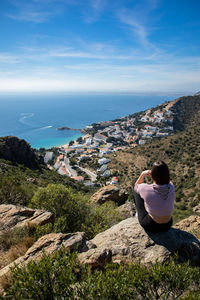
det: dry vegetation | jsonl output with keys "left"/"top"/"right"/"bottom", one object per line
{"left": 0, "top": 228, "right": 34, "bottom": 269}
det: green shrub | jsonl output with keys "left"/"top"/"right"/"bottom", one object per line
{"left": 5, "top": 249, "right": 85, "bottom": 299}
{"left": 82, "top": 201, "right": 123, "bottom": 238}
{"left": 30, "top": 184, "right": 89, "bottom": 234}
{"left": 30, "top": 184, "right": 122, "bottom": 238}
{"left": 5, "top": 249, "right": 200, "bottom": 300}
{"left": 0, "top": 176, "right": 30, "bottom": 206}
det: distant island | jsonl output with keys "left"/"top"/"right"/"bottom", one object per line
{"left": 57, "top": 126, "right": 84, "bottom": 133}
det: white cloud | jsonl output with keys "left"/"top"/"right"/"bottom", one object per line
{"left": 117, "top": 0, "right": 160, "bottom": 51}
{"left": 119, "top": 13, "right": 150, "bottom": 47}
{"left": 49, "top": 50, "right": 132, "bottom": 60}
{"left": 0, "top": 58, "right": 199, "bottom": 94}
{"left": 7, "top": 10, "right": 53, "bottom": 23}
{"left": 0, "top": 53, "right": 21, "bottom": 64}
{"left": 6, "top": 0, "right": 64, "bottom": 23}
{"left": 82, "top": 0, "right": 106, "bottom": 23}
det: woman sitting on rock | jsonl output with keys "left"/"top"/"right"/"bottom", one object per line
{"left": 134, "top": 160, "right": 175, "bottom": 233}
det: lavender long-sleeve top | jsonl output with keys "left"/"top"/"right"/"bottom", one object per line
{"left": 134, "top": 182, "right": 175, "bottom": 216}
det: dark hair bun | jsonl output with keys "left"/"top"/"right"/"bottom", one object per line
{"left": 151, "top": 161, "right": 170, "bottom": 185}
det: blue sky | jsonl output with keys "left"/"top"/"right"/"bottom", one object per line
{"left": 0, "top": 0, "right": 200, "bottom": 93}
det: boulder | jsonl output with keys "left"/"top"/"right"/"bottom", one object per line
{"left": 0, "top": 204, "right": 54, "bottom": 233}
{"left": 193, "top": 204, "right": 200, "bottom": 214}
{"left": 79, "top": 217, "right": 200, "bottom": 267}
{"left": 79, "top": 248, "right": 112, "bottom": 268}
{"left": 0, "top": 232, "right": 95, "bottom": 280}
{"left": 174, "top": 215, "right": 200, "bottom": 232}
{"left": 90, "top": 185, "right": 128, "bottom": 205}
{"left": 117, "top": 201, "right": 135, "bottom": 218}
{"left": 23, "top": 232, "right": 95, "bottom": 262}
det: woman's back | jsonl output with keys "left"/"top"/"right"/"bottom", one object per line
{"left": 135, "top": 182, "right": 175, "bottom": 217}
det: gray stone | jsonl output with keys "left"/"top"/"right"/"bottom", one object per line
{"left": 0, "top": 232, "right": 95, "bottom": 282}
{"left": 87, "top": 217, "right": 200, "bottom": 265}
{"left": 117, "top": 201, "right": 135, "bottom": 218}
{"left": 0, "top": 204, "right": 54, "bottom": 233}
{"left": 90, "top": 185, "right": 128, "bottom": 205}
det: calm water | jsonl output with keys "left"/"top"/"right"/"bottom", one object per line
{"left": 0, "top": 93, "right": 176, "bottom": 149}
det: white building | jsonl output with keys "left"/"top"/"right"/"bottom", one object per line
{"left": 98, "top": 158, "right": 111, "bottom": 165}
{"left": 94, "top": 133, "right": 108, "bottom": 143}
{"left": 85, "top": 138, "right": 92, "bottom": 146}
{"left": 44, "top": 152, "right": 54, "bottom": 164}
{"left": 98, "top": 164, "right": 108, "bottom": 173}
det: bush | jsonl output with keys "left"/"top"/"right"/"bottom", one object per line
{"left": 82, "top": 201, "right": 123, "bottom": 238}
{"left": 30, "top": 184, "right": 89, "bottom": 234}
{"left": 30, "top": 184, "right": 122, "bottom": 238}
{"left": 0, "top": 176, "right": 30, "bottom": 206}
{"left": 4, "top": 250, "right": 200, "bottom": 299}
{"left": 5, "top": 249, "right": 85, "bottom": 299}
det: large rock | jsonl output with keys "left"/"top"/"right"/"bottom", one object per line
{"left": 0, "top": 204, "right": 54, "bottom": 233}
{"left": 174, "top": 215, "right": 200, "bottom": 232}
{"left": 117, "top": 201, "right": 135, "bottom": 218}
{"left": 79, "top": 217, "right": 200, "bottom": 267}
{"left": 0, "top": 232, "right": 95, "bottom": 280}
{"left": 23, "top": 232, "right": 95, "bottom": 262}
{"left": 90, "top": 185, "right": 128, "bottom": 205}
{"left": 0, "top": 136, "right": 43, "bottom": 169}
{"left": 193, "top": 204, "right": 200, "bottom": 214}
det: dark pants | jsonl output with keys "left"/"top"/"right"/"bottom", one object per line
{"left": 133, "top": 191, "right": 173, "bottom": 233}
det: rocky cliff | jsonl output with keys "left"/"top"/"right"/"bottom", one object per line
{"left": 0, "top": 136, "right": 43, "bottom": 169}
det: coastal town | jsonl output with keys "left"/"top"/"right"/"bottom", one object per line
{"left": 44, "top": 101, "right": 175, "bottom": 187}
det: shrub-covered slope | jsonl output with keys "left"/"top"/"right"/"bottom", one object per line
{"left": 0, "top": 137, "right": 122, "bottom": 241}
{"left": 0, "top": 135, "right": 91, "bottom": 206}
{"left": 171, "top": 94, "right": 200, "bottom": 131}
{"left": 109, "top": 95, "right": 200, "bottom": 222}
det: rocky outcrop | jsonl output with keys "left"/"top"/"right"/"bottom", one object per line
{"left": 79, "top": 217, "right": 200, "bottom": 267}
{"left": 79, "top": 248, "right": 112, "bottom": 268}
{"left": 90, "top": 185, "right": 128, "bottom": 205}
{"left": 174, "top": 215, "right": 200, "bottom": 232}
{"left": 0, "top": 136, "right": 43, "bottom": 169}
{"left": 0, "top": 232, "right": 95, "bottom": 279}
{"left": 1, "top": 216, "right": 200, "bottom": 285}
{"left": 117, "top": 201, "right": 135, "bottom": 218}
{"left": 193, "top": 204, "right": 200, "bottom": 214}
{"left": 0, "top": 204, "right": 54, "bottom": 233}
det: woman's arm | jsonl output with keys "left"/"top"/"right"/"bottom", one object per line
{"left": 135, "top": 170, "right": 151, "bottom": 185}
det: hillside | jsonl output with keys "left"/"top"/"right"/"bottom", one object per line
{"left": 171, "top": 95, "right": 200, "bottom": 131}
{"left": 0, "top": 136, "right": 90, "bottom": 207}
{"left": 108, "top": 94, "right": 200, "bottom": 222}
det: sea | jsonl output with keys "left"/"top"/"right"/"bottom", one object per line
{"left": 0, "top": 93, "right": 177, "bottom": 149}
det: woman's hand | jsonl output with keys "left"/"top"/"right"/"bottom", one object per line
{"left": 142, "top": 170, "right": 151, "bottom": 176}
{"left": 135, "top": 170, "right": 152, "bottom": 185}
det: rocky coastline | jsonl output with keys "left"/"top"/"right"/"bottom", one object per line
{"left": 56, "top": 126, "right": 84, "bottom": 133}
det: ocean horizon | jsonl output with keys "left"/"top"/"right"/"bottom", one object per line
{"left": 0, "top": 93, "right": 178, "bottom": 149}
